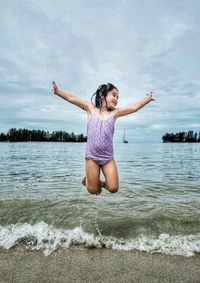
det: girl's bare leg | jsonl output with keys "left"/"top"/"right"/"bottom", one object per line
{"left": 81, "top": 176, "right": 108, "bottom": 191}
{"left": 81, "top": 175, "right": 102, "bottom": 195}
{"left": 101, "top": 158, "right": 119, "bottom": 193}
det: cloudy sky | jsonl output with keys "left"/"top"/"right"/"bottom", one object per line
{"left": 0, "top": 0, "right": 199, "bottom": 142}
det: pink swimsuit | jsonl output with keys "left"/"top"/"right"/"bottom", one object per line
{"left": 85, "top": 108, "right": 115, "bottom": 166}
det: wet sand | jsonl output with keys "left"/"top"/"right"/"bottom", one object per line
{"left": 0, "top": 247, "right": 200, "bottom": 283}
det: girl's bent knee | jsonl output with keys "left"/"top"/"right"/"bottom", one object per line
{"left": 86, "top": 185, "right": 99, "bottom": 195}
{"left": 108, "top": 186, "right": 118, "bottom": 193}
{"left": 88, "top": 190, "right": 98, "bottom": 195}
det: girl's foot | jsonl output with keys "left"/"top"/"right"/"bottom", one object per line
{"left": 99, "top": 180, "right": 109, "bottom": 191}
{"left": 96, "top": 186, "right": 102, "bottom": 195}
{"left": 82, "top": 176, "right": 86, "bottom": 186}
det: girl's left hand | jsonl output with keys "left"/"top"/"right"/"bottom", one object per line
{"left": 146, "top": 91, "right": 155, "bottom": 101}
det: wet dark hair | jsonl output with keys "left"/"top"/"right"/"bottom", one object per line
{"left": 91, "top": 83, "right": 119, "bottom": 112}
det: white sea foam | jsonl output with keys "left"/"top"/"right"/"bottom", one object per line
{"left": 0, "top": 221, "right": 200, "bottom": 257}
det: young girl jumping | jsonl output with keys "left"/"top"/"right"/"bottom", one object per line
{"left": 52, "top": 81, "right": 155, "bottom": 195}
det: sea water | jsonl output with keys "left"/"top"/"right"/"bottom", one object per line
{"left": 0, "top": 142, "right": 200, "bottom": 256}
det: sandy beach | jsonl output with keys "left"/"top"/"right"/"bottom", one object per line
{"left": 0, "top": 247, "right": 200, "bottom": 283}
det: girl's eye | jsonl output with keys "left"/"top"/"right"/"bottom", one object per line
{"left": 113, "top": 93, "right": 119, "bottom": 100}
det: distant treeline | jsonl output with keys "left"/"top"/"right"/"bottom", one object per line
{"left": 162, "top": 131, "right": 200, "bottom": 142}
{"left": 0, "top": 128, "right": 87, "bottom": 142}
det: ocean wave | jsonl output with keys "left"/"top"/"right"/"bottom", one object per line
{"left": 0, "top": 221, "right": 200, "bottom": 257}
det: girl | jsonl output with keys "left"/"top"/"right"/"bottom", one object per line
{"left": 52, "top": 81, "right": 155, "bottom": 195}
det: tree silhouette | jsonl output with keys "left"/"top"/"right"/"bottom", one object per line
{"left": 0, "top": 128, "right": 87, "bottom": 142}
{"left": 162, "top": 130, "right": 199, "bottom": 142}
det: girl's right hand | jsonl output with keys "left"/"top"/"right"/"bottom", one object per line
{"left": 52, "top": 81, "right": 58, "bottom": 94}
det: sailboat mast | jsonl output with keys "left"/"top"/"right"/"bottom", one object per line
{"left": 123, "top": 129, "right": 128, "bottom": 143}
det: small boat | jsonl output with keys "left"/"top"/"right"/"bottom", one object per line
{"left": 123, "top": 129, "right": 128, "bottom": 143}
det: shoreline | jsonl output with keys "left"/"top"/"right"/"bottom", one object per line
{"left": 0, "top": 247, "right": 200, "bottom": 282}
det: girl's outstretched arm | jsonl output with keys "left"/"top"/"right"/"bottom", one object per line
{"left": 52, "top": 81, "right": 91, "bottom": 111}
{"left": 116, "top": 91, "right": 155, "bottom": 119}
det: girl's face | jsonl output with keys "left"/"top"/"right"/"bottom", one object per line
{"left": 102, "top": 88, "right": 119, "bottom": 110}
